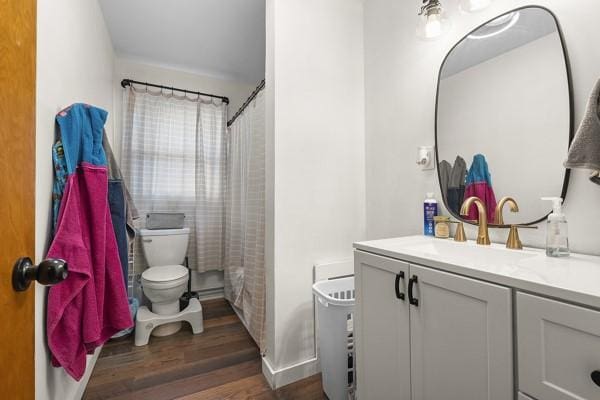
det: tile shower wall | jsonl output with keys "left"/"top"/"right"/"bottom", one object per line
{"left": 364, "top": 0, "right": 600, "bottom": 255}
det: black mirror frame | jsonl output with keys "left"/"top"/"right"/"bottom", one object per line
{"left": 434, "top": 5, "right": 574, "bottom": 228}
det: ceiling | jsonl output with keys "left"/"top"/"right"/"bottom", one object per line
{"left": 441, "top": 7, "right": 558, "bottom": 78}
{"left": 99, "top": 0, "right": 265, "bottom": 84}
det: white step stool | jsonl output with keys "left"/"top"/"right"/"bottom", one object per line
{"left": 135, "top": 298, "right": 204, "bottom": 346}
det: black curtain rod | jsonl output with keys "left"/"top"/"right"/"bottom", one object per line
{"left": 121, "top": 79, "right": 229, "bottom": 104}
{"left": 227, "top": 79, "right": 265, "bottom": 127}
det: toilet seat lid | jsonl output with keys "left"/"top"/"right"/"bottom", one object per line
{"left": 142, "top": 265, "right": 188, "bottom": 282}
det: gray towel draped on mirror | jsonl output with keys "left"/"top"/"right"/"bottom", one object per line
{"left": 564, "top": 78, "right": 600, "bottom": 185}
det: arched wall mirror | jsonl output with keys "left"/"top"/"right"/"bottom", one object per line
{"left": 435, "top": 6, "right": 573, "bottom": 226}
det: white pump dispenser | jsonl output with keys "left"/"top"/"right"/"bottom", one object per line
{"left": 541, "top": 197, "right": 569, "bottom": 257}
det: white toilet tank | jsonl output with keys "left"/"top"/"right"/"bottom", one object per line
{"left": 139, "top": 228, "right": 190, "bottom": 267}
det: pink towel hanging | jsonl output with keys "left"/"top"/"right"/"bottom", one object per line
{"left": 46, "top": 103, "right": 132, "bottom": 380}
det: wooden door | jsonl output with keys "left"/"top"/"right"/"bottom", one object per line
{"left": 0, "top": 0, "right": 37, "bottom": 398}
{"left": 517, "top": 292, "right": 600, "bottom": 400}
{"left": 354, "top": 251, "right": 411, "bottom": 400}
{"left": 409, "top": 264, "right": 513, "bottom": 400}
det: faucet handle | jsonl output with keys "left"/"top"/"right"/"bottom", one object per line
{"left": 506, "top": 225, "right": 522, "bottom": 249}
{"left": 504, "top": 224, "right": 538, "bottom": 249}
{"left": 451, "top": 221, "right": 467, "bottom": 242}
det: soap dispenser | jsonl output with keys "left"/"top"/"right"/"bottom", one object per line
{"left": 541, "top": 197, "right": 570, "bottom": 257}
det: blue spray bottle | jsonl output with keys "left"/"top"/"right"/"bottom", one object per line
{"left": 424, "top": 192, "right": 438, "bottom": 236}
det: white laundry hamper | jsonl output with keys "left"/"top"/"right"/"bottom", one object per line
{"left": 312, "top": 276, "right": 355, "bottom": 400}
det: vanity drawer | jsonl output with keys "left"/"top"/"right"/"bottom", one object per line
{"left": 517, "top": 292, "right": 600, "bottom": 400}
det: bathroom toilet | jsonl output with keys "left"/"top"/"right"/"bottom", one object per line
{"left": 135, "top": 228, "right": 203, "bottom": 345}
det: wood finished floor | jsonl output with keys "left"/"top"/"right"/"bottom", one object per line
{"left": 83, "top": 298, "right": 326, "bottom": 400}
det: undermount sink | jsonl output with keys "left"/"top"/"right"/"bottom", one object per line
{"left": 355, "top": 235, "right": 544, "bottom": 275}
{"left": 406, "top": 239, "right": 538, "bottom": 267}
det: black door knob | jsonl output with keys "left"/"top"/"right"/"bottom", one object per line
{"left": 591, "top": 370, "right": 600, "bottom": 387}
{"left": 12, "top": 257, "right": 68, "bottom": 292}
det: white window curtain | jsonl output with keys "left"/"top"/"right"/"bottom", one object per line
{"left": 121, "top": 87, "right": 227, "bottom": 273}
{"left": 224, "top": 88, "right": 266, "bottom": 350}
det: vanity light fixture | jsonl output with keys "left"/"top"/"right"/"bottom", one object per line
{"left": 468, "top": 11, "right": 520, "bottom": 39}
{"left": 417, "top": 0, "right": 450, "bottom": 40}
{"left": 459, "top": 0, "right": 492, "bottom": 13}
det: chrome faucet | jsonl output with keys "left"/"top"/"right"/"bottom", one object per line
{"left": 460, "top": 197, "right": 490, "bottom": 245}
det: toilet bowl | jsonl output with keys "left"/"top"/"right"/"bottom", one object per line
{"left": 134, "top": 227, "right": 204, "bottom": 345}
{"left": 141, "top": 264, "right": 189, "bottom": 336}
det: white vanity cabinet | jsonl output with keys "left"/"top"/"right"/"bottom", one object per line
{"left": 355, "top": 251, "right": 411, "bottom": 400}
{"left": 517, "top": 292, "right": 600, "bottom": 400}
{"left": 354, "top": 250, "right": 513, "bottom": 400}
{"left": 409, "top": 264, "right": 513, "bottom": 400}
{"left": 354, "top": 236, "right": 600, "bottom": 400}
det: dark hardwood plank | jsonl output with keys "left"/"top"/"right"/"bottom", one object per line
{"left": 252, "top": 374, "right": 326, "bottom": 400}
{"left": 273, "top": 374, "right": 326, "bottom": 400}
{"left": 109, "top": 360, "right": 263, "bottom": 400}
{"left": 174, "top": 374, "right": 272, "bottom": 399}
{"left": 83, "top": 298, "right": 325, "bottom": 400}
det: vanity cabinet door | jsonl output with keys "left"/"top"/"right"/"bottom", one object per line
{"left": 517, "top": 292, "right": 600, "bottom": 400}
{"left": 354, "top": 250, "right": 411, "bottom": 400}
{"left": 409, "top": 264, "right": 513, "bottom": 400}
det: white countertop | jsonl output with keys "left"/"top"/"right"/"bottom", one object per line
{"left": 354, "top": 235, "right": 600, "bottom": 309}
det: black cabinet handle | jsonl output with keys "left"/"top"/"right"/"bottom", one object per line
{"left": 591, "top": 370, "right": 600, "bottom": 387}
{"left": 395, "top": 272, "right": 405, "bottom": 300}
{"left": 408, "top": 275, "right": 419, "bottom": 306}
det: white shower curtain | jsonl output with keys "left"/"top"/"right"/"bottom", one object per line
{"left": 121, "top": 87, "right": 227, "bottom": 273}
{"left": 224, "top": 89, "right": 266, "bottom": 350}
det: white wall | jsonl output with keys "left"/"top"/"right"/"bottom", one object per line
{"left": 364, "top": 0, "right": 600, "bottom": 253}
{"left": 35, "top": 0, "right": 115, "bottom": 399}
{"left": 112, "top": 58, "right": 257, "bottom": 294}
{"left": 264, "top": 0, "right": 366, "bottom": 383}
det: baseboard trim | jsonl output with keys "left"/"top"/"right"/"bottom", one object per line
{"left": 196, "top": 287, "right": 224, "bottom": 301}
{"left": 262, "top": 355, "right": 320, "bottom": 389}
